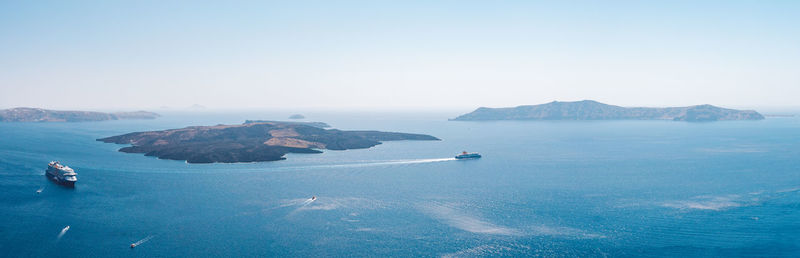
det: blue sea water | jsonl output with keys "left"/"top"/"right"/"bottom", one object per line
{"left": 1, "top": 111, "right": 800, "bottom": 257}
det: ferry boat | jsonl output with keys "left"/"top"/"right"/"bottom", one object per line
{"left": 46, "top": 161, "right": 77, "bottom": 187}
{"left": 455, "top": 151, "right": 481, "bottom": 159}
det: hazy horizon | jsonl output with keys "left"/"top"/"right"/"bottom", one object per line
{"left": 2, "top": 1, "right": 799, "bottom": 110}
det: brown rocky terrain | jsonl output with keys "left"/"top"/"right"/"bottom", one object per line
{"left": 98, "top": 121, "right": 439, "bottom": 163}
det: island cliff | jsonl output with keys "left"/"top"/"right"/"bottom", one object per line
{"left": 0, "top": 108, "right": 159, "bottom": 122}
{"left": 98, "top": 121, "right": 439, "bottom": 163}
{"left": 452, "top": 100, "right": 764, "bottom": 122}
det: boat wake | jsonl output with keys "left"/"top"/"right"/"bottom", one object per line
{"left": 304, "top": 158, "right": 456, "bottom": 170}
{"left": 662, "top": 195, "right": 743, "bottom": 211}
{"left": 115, "top": 157, "right": 458, "bottom": 175}
{"left": 420, "top": 203, "right": 521, "bottom": 236}
{"left": 302, "top": 197, "right": 317, "bottom": 206}
{"left": 57, "top": 226, "right": 70, "bottom": 240}
{"left": 419, "top": 202, "right": 604, "bottom": 239}
{"left": 278, "top": 197, "right": 386, "bottom": 218}
{"left": 131, "top": 235, "right": 154, "bottom": 248}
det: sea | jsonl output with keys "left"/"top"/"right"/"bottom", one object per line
{"left": 1, "top": 111, "right": 799, "bottom": 257}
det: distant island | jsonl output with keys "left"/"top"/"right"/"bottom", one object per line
{"left": 451, "top": 100, "right": 764, "bottom": 122}
{"left": 0, "top": 107, "right": 160, "bottom": 122}
{"left": 288, "top": 114, "right": 305, "bottom": 119}
{"left": 243, "top": 120, "right": 330, "bottom": 128}
{"left": 98, "top": 121, "right": 439, "bottom": 163}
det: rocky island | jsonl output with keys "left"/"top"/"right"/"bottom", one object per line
{"left": 98, "top": 121, "right": 439, "bottom": 163}
{"left": 0, "top": 107, "right": 160, "bottom": 122}
{"left": 452, "top": 100, "right": 764, "bottom": 122}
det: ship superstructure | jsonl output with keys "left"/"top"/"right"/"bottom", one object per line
{"left": 455, "top": 151, "right": 481, "bottom": 159}
{"left": 46, "top": 161, "right": 77, "bottom": 187}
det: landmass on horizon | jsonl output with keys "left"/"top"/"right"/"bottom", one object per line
{"left": 452, "top": 100, "right": 765, "bottom": 122}
{"left": 98, "top": 121, "right": 439, "bottom": 164}
{"left": 0, "top": 107, "right": 159, "bottom": 122}
{"left": 244, "top": 120, "right": 330, "bottom": 128}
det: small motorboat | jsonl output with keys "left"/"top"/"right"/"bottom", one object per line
{"left": 130, "top": 244, "right": 136, "bottom": 248}
{"left": 311, "top": 196, "right": 317, "bottom": 201}
{"left": 455, "top": 151, "right": 481, "bottom": 159}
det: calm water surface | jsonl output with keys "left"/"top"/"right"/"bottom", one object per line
{"left": 1, "top": 111, "right": 799, "bottom": 257}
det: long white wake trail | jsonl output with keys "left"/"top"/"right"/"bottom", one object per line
{"left": 320, "top": 158, "right": 456, "bottom": 169}
{"left": 132, "top": 235, "right": 154, "bottom": 247}
{"left": 375, "top": 158, "right": 457, "bottom": 166}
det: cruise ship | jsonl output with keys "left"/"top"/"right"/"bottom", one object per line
{"left": 455, "top": 151, "right": 481, "bottom": 159}
{"left": 46, "top": 161, "right": 77, "bottom": 187}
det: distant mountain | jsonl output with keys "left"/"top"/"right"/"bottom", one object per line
{"left": 113, "top": 111, "right": 161, "bottom": 120}
{"left": 0, "top": 107, "right": 160, "bottom": 122}
{"left": 452, "top": 100, "right": 764, "bottom": 122}
{"left": 288, "top": 114, "right": 305, "bottom": 119}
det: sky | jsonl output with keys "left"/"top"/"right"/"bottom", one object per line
{"left": 1, "top": 0, "right": 799, "bottom": 111}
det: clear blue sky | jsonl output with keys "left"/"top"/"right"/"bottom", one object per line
{"left": 1, "top": 1, "right": 798, "bottom": 110}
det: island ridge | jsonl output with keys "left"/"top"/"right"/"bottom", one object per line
{"left": 98, "top": 121, "right": 439, "bottom": 163}
{"left": 452, "top": 100, "right": 764, "bottom": 122}
{"left": 0, "top": 107, "right": 159, "bottom": 122}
